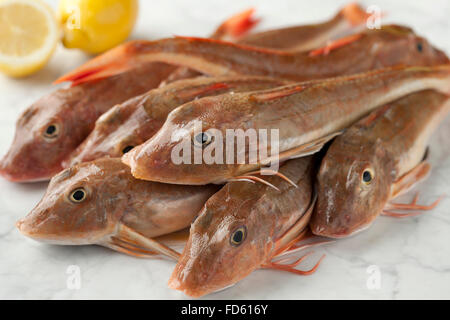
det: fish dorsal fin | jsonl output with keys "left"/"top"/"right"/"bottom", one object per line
{"left": 251, "top": 85, "right": 306, "bottom": 102}
{"left": 213, "top": 8, "right": 260, "bottom": 39}
{"left": 308, "top": 33, "right": 362, "bottom": 57}
{"left": 340, "top": 3, "right": 371, "bottom": 26}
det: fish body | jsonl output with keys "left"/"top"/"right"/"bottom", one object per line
{"left": 0, "top": 63, "right": 174, "bottom": 182}
{"left": 17, "top": 158, "right": 219, "bottom": 257}
{"left": 123, "top": 65, "right": 450, "bottom": 185}
{"left": 68, "top": 76, "right": 288, "bottom": 165}
{"left": 311, "top": 90, "right": 450, "bottom": 238}
{"left": 169, "top": 157, "right": 316, "bottom": 297}
{"left": 57, "top": 25, "right": 449, "bottom": 85}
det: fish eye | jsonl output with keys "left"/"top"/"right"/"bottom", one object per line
{"left": 43, "top": 123, "right": 60, "bottom": 139}
{"left": 416, "top": 43, "right": 423, "bottom": 52}
{"left": 69, "top": 188, "right": 87, "bottom": 203}
{"left": 122, "top": 145, "right": 134, "bottom": 154}
{"left": 230, "top": 226, "right": 247, "bottom": 247}
{"left": 362, "top": 168, "right": 375, "bottom": 185}
{"left": 193, "top": 132, "right": 213, "bottom": 147}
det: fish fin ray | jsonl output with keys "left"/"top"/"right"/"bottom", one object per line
{"left": 264, "top": 253, "right": 325, "bottom": 275}
{"left": 390, "top": 160, "right": 431, "bottom": 199}
{"left": 54, "top": 41, "right": 144, "bottom": 85}
{"left": 213, "top": 8, "right": 260, "bottom": 39}
{"left": 308, "top": 34, "right": 362, "bottom": 57}
{"left": 117, "top": 224, "right": 181, "bottom": 261}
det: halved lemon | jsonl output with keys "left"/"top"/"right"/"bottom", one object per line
{"left": 0, "top": 0, "right": 60, "bottom": 77}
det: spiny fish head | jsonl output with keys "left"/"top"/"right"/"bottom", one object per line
{"left": 123, "top": 95, "right": 252, "bottom": 184}
{"left": 67, "top": 100, "right": 145, "bottom": 166}
{"left": 372, "top": 25, "right": 449, "bottom": 67}
{"left": 16, "top": 158, "right": 132, "bottom": 244}
{"left": 311, "top": 134, "right": 393, "bottom": 238}
{"left": 0, "top": 91, "right": 91, "bottom": 182}
{"left": 169, "top": 184, "right": 267, "bottom": 297}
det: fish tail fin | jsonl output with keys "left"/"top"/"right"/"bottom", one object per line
{"left": 213, "top": 8, "right": 260, "bottom": 39}
{"left": 54, "top": 41, "right": 147, "bottom": 86}
{"left": 340, "top": 2, "right": 370, "bottom": 26}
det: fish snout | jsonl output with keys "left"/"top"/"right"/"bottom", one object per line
{"left": 16, "top": 217, "right": 36, "bottom": 238}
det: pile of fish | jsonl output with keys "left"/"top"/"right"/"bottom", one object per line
{"left": 2, "top": 4, "right": 449, "bottom": 297}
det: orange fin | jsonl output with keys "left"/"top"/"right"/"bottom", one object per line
{"left": 308, "top": 33, "right": 362, "bottom": 57}
{"left": 116, "top": 223, "right": 181, "bottom": 261}
{"left": 359, "top": 103, "right": 393, "bottom": 127}
{"left": 390, "top": 160, "right": 431, "bottom": 199}
{"left": 265, "top": 252, "right": 325, "bottom": 276}
{"left": 251, "top": 85, "right": 305, "bottom": 102}
{"left": 106, "top": 237, "right": 158, "bottom": 259}
{"left": 177, "top": 83, "right": 230, "bottom": 100}
{"left": 213, "top": 8, "right": 260, "bottom": 39}
{"left": 382, "top": 193, "right": 443, "bottom": 218}
{"left": 340, "top": 3, "right": 370, "bottom": 26}
{"left": 54, "top": 41, "right": 146, "bottom": 86}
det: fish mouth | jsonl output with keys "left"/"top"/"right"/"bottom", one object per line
{"left": 0, "top": 154, "right": 56, "bottom": 183}
{"left": 168, "top": 275, "right": 208, "bottom": 298}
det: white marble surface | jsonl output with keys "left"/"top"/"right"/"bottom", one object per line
{"left": 0, "top": 0, "right": 449, "bottom": 300}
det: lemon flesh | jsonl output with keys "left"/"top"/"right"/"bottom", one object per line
{"left": 0, "top": 0, "right": 59, "bottom": 77}
{"left": 59, "top": 0, "right": 138, "bottom": 54}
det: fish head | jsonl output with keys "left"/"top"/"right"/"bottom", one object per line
{"left": 16, "top": 158, "right": 131, "bottom": 244}
{"left": 311, "top": 135, "right": 394, "bottom": 238}
{"left": 0, "top": 90, "right": 89, "bottom": 182}
{"left": 123, "top": 95, "right": 254, "bottom": 184}
{"left": 373, "top": 25, "right": 449, "bottom": 66}
{"left": 67, "top": 98, "right": 146, "bottom": 166}
{"left": 169, "top": 183, "right": 268, "bottom": 297}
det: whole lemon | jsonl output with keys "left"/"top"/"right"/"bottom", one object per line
{"left": 58, "top": 0, "right": 138, "bottom": 54}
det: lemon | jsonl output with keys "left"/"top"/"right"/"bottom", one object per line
{"left": 0, "top": 0, "right": 60, "bottom": 77}
{"left": 59, "top": 0, "right": 138, "bottom": 54}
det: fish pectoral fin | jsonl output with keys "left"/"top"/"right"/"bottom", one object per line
{"left": 390, "top": 160, "right": 431, "bottom": 199}
{"left": 271, "top": 131, "right": 343, "bottom": 164}
{"left": 382, "top": 192, "right": 443, "bottom": 218}
{"left": 54, "top": 42, "right": 140, "bottom": 85}
{"left": 116, "top": 224, "right": 181, "bottom": 261}
{"left": 105, "top": 237, "right": 158, "bottom": 259}
{"left": 263, "top": 251, "right": 325, "bottom": 276}
{"left": 273, "top": 193, "right": 317, "bottom": 256}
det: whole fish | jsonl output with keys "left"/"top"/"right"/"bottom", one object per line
{"left": 67, "top": 76, "right": 288, "bottom": 166}
{"left": 122, "top": 65, "right": 450, "bottom": 185}
{"left": 0, "top": 63, "right": 174, "bottom": 183}
{"left": 311, "top": 90, "right": 450, "bottom": 238}
{"left": 55, "top": 25, "right": 448, "bottom": 85}
{"left": 169, "top": 157, "right": 320, "bottom": 298}
{"left": 16, "top": 158, "right": 220, "bottom": 259}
